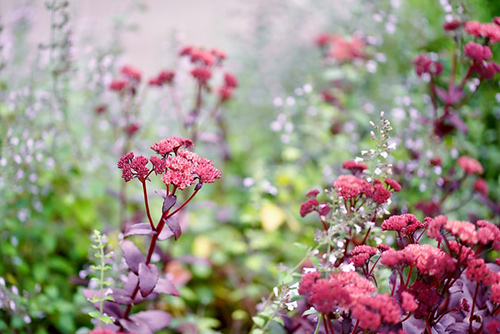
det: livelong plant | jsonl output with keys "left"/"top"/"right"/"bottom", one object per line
{"left": 83, "top": 137, "right": 221, "bottom": 333}
{"left": 253, "top": 115, "right": 500, "bottom": 334}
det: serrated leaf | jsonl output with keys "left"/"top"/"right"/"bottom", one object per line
{"left": 138, "top": 263, "right": 159, "bottom": 297}
{"left": 121, "top": 240, "right": 145, "bottom": 274}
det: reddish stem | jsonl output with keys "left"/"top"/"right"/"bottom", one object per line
{"left": 141, "top": 180, "right": 155, "bottom": 230}
{"left": 121, "top": 187, "right": 200, "bottom": 321}
{"left": 459, "top": 65, "right": 474, "bottom": 90}
{"left": 404, "top": 267, "right": 414, "bottom": 288}
{"left": 351, "top": 319, "right": 359, "bottom": 334}
{"left": 360, "top": 227, "right": 372, "bottom": 245}
{"left": 322, "top": 314, "right": 330, "bottom": 334}
{"left": 469, "top": 283, "right": 479, "bottom": 333}
{"left": 425, "top": 317, "right": 432, "bottom": 334}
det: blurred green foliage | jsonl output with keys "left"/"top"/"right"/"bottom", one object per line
{"left": 0, "top": 0, "right": 499, "bottom": 333}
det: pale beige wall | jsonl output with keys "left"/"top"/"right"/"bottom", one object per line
{"left": 0, "top": 0, "right": 248, "bottom": 74}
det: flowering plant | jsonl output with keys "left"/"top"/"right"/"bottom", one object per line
{"left": 255, "top": 115, "right": 500, "bottom": 334}
{"left": 83, "top": 137, "right": 221, "bottom": 333}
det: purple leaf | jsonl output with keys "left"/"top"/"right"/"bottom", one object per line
{"left": 124, "top": 223, "right": 157, "bottom": 238}
{"left": 82, "top": 289, "right": 104, "bottom": 300}
{"left": 446, "top": 322, "right": 470, "bottom": 334}
{"left": 162, "top": 195, "right": 177, "bottom": 214}
{"left": 138, "top": 263, "right": 159, "bottom": 298}
{"left": 436, "top": 86, "right": 464, "bottom": 105}
{"left": 154, "top": 278, "right": 179, "bottom": 297}
{"left": 164, "top": 216, "right": 181, "bottom": 240}
{"left": 101, "top": 301, "right": 124, "bottom": 319}
{"left": 109, "top": 288, "right": 133, "bottom": 305}
{"left": 446, "top": 112, "right": 468, "bottom": 134}
{"left": 121, "top": 240, "right": 145, "bottom": 275}
{"left": 119, "top": 318, "right": 153, "bottom": 334}
{"left": 124, "top": 272, "right": 139, "bottom": 293}
{"left": 130, "top": 310, "right": 172, "bottom": 332}
{"left": 158, "top": 226, "right": 174, "bottom": 241}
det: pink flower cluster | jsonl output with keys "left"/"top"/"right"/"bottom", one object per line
{"left": 333, "top": 172, "right": 401, "bottom": 206}
{"left": 174, "top": 46, "right": 238, "bottom": 102}
{"left": 466, "top": 258, "right": 500, "bottom": 286}
{"left": 372, "top": 180, "right": 391, "bottom": 204}
{"left": 465, "top": 20, "right": 500, "bottom": 43}
{"left": 381, "top": 214, "right": 425, "bottom": 236}
{"left": 300, "top": 189, "right": 330, "bottom": 217}
{"left": 413, "top": 55, "right": 443, "bottom": 76}
{"left": 218, "top": 72, "right": 239, "bottom": 103}
{"left": 315, "top": 33, "right": 365, "bottom": 61}
{"left": 464, "top": 42, "right": 493, "bottom": 62}
{"left": 160, "top": 151, "right": 221, "bottom": 190}
{"left": 118, "top": 137, "right": 221, "bottom": 189}
{"left": 149, "top": 70, "right": 175, "bottom": 86}
{"left": 350, "top": 245, "right": 377, "bottom": 267}
{"left": 459, "top": 19, "right": 500, "bottom": 80}
{"left": 342, "top": 160, "right": 368, "bottom": 174}
{"left": 427, "top": 215, "right": 500, "bottom": 247}
{"left": 457, "top": 156, "right": 484, "bottom": 175}
{"left": 333, "top": 175, "right": 373, "bottom": 200}
{"left": 117, "top": 152, "right": 149, "bottom": 182}
{"left": 150, "top": 137, "right": 194, "bottom": 157}
{"left": 300, "top": 271, "right": 404, "bottom": 330}
{"left": 109, "top": 65, "right": 143, "bottom": 93}
{"left": 381, "top": 244, "right": 455, "bottom": 277}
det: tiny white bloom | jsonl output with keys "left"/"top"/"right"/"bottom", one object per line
{"left": 340, "top": 263, "right": 355, "bottom": 272}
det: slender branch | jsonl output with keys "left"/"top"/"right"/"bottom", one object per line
{"left": 351, "top": 319, "right": 359, "bottom": 334}
{"left": 322, "top": 314, "right": 330, "bottom": 334}
{"left": 469, "top": 282, "right": 479, "bottom": 333}
{"left": 121, "top": 187, "right": 200, "bottom": 321}
{"left": 141, "top": 180, "right": 155, "bottom": 230}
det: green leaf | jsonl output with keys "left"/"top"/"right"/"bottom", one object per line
{"left": 273, "top": 317, "right": 285, "bottom": 326}
{"left": 252, "top": 316, "right": 266, "bottom": 328}
{"left": 100, "top": 316, "right": 114, "bottom": 324}
{"left": 302, "top": 308, "right": 319, "bottom": 316}
{"left": 88, "top": 311, "right": 100, "bottom": 318}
